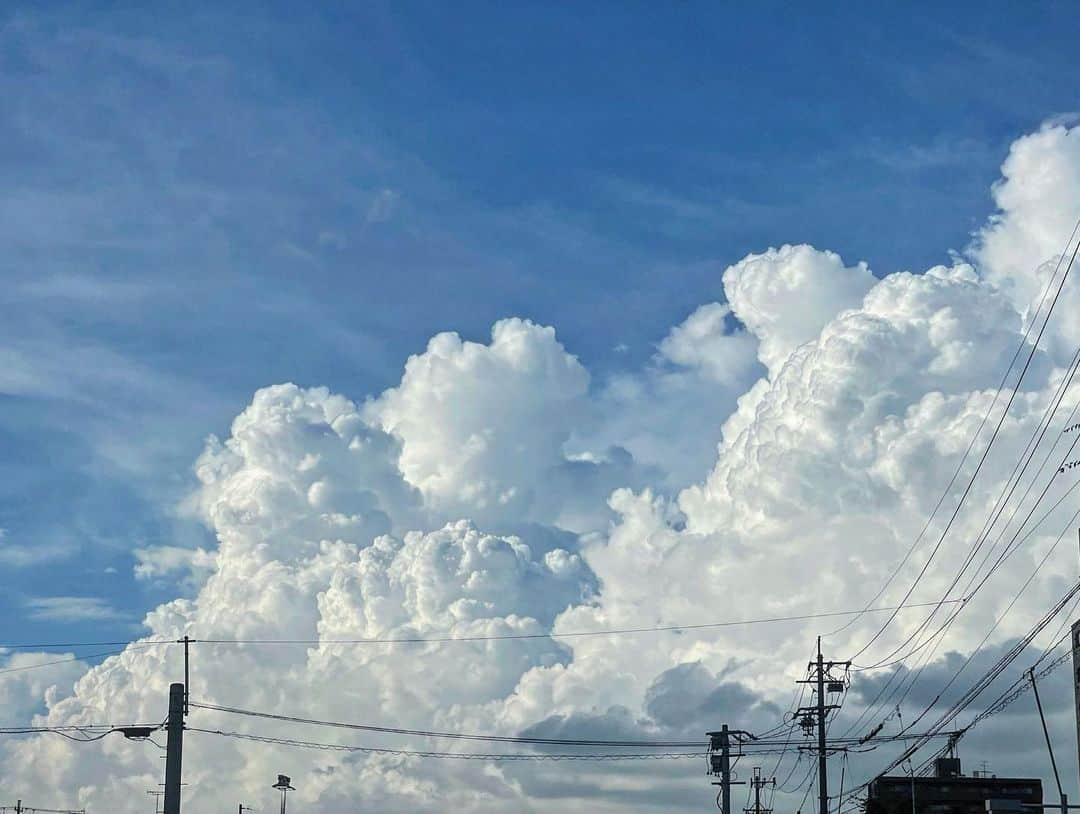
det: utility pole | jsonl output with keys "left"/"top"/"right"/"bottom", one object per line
{"left": 796, "top": 638, "right": 850, "bottom": 814}
{"left": 744, "top": 767, "right": 776, "bottom": 814}
{"left": 1031, "top": 668, "right": 1069, "bottom": 814}
{"left": 181, "top": 635, "right": 190, "bottom": 717}
{"left": 708, "top": 725, "right": 751, "bottom": 814}
{"left": 146, "top": 790, "right": 165, "bottom": 814}
{"left": 164, "top": 682, "right": 185, "bottom": 814}
{"left": 1071, "top": 616, "right": 1080, "bottom": 787}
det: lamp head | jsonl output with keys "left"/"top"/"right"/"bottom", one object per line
{"left": 115, "top": 726, "right": 158, "bottom": 740}
{"left": 272, "top": 775, "right": 295, "bottom": 792}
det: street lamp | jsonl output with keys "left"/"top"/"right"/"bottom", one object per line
{"left": 115, "top": 726, "right": 160, "bottom": 740}
{"left": 271, "top": 775, "right": 295, "bottom": 814}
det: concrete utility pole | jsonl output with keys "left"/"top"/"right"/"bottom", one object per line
{"left": 744, "top": 767, "right": 776, "bottom": 814}
{"left": 1071, "top": 617, "right": 1080, "bottom": 786}
{"left": 708, "top": 726, "right": 751, "bottom": 814}
{"left": 1031, "top": 667, "right": 1072, "bottom": 814}
{"left": 181, "top": 635, "right": 191, "bottom": 716}
{"left": 164, "top": 682, "right": 185, "bottom": 814}
{"left": 817, "top": 647, "right": 827, "bottom": 814}
{"left": 796, "top": 638, "right": 850, "bottom": 814}
{"left": 720, "top": 725, "right": 732, "bottom": 814}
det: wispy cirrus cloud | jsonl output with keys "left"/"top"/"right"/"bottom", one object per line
{"left": 24, "top": 596, "right": 127, "bottom": 623}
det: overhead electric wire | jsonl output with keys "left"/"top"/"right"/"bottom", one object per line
{"left": 839, "top": 334, "right": 1080, "bottom": 740}
{"left": 841, "top": 490, "right": 1079, "bottom": 758}
{"left": 765, "top": 674, "right": 809, "bottom": 783}
{"left": 955, "top": 350, "right": 1080, "bottom": 587}
{"left": 798, "top": 770, "right": 817, "bottom": 814}
{"left": 0, "top": 722, "right": 164, "bottom": 744}
{"left": 188, "top": 728, "right": 704, "bottom": 761}
{"left": 839, "top": 578, "right": 1080, "bottom": 802}
{"left": 854, "top": 429, "right": 1080, "bottom": 732}
{"left": 190, "top": 700, "right": 706, "bottom": 748}
{"left": 904, "top": 627, "right": 1074, "bottom": 778}
{"left": 844, "top": 222, "right": 1080, "bottom": 663}
{"left": 889, "top": 504, "right": 1080, "bottom": 740}
{"left": 0, "top": 642, "right": 164, "bottom": 676}
{"left": 0, "top": 639, "right": 175, "bottom": 651}
{"left": 184, "top": 601, "right": 964, "bottom": 647}
{"left": 0, "top": 600, "right": 968, "bottom": 659}
{"left": 846, "top": 602, "right": 1075, "bottom": 800}
{"left": 831, "top": 221, "right": 1080, "bottom": 646}
{"left": 855, "top": 350, "right": 1080, "bottom": 675}
{"left": 778, "top": 751, "right": 811, "bottom": 793}
{"left": 753, "top": 664, "right": 813, "bottom": 807}
{"left": 187, "top": 699, "right": 948, "bottom": 755}
{"left": 839, "top": 469, "right": 1080, "bottom": 744}
{"left": 856, "top": 469, "right": 1080, "bottom": 675}
{"left": 909, "top": 624, "right": 1077, "bottom": 776}
{"left": 0, "top": 602, "right": 966, "bottom": 656}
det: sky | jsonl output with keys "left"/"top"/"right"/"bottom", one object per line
{"left": 5, "top": 2, "right": 1080, "bottom": 812}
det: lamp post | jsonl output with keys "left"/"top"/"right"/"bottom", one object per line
{"left": 272, "top": 775, "right": 295, "bottom": 814}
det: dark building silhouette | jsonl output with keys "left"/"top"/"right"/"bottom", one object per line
{"left": 866, "top": 758, "right": 1042, "bottom": 814}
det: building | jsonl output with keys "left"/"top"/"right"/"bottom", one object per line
{"left": 865, "top": 758, "right": 1042, "bottom": 814}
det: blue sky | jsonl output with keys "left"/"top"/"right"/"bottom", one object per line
{"left": 2, "top": 1, "right": 1079, "bottom": 647}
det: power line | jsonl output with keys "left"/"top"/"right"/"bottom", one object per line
{"left": 839, "top": 579, "right": 1080, "bottom": 802}
{"left": 896, "top": 501, "right": 1080, "bottom": 734}
{"left": 857, "top": 394, "right": 1080, "bottom": 674}
{"left": 843, "top": 222, "right": 1080, "bottom": 661}
{"left": 840, "top": 455, "right": 1080, "bottom": 742}
{"left": 188, "top": 728, "right": 705, "bottom": 761}
{"left": 188, "top": 698, "right": 950, "bottom": 756}
{"left": 0, "top": 640, "right": 175, "bottom": 651}
{"left": 189, "top": 700, "right": 705, "bottom": 748}
{"left": 155, "top": 601, "right": 968, "bottom": 646}
{"left": 837, "top": 384, "right": 1080, "bottom": 740}
{"left": 855, "top": 472, "right": 1080, "bottom": 676}
{"left": 0, "top": 643, "right": 164, "bottom": 676}
{"left": 884, "top": 629, "right": 1073, "bottom": 783}
{"left": 0, "top": 601, "right": 966, "bottom": 657}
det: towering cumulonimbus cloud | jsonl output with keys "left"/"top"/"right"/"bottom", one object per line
{"left": 721, "top": 243, "right": 877, "bottom": 377}
{"left": 365, "top": 317, "right": 650, "bottom": 533}
{"left": 6, "top": 122, "right": 1080, "bottom": 812}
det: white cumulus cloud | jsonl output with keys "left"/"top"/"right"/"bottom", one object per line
{"left": 8, "top": 120, "right": 1080, "bottom": 812}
